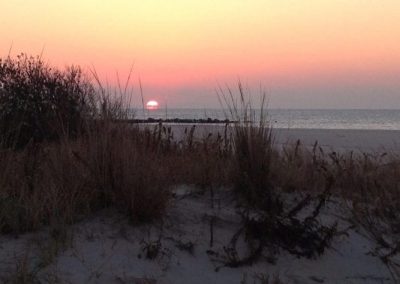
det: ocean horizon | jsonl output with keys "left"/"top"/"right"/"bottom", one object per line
{"left": 131, "top": 108, "right": 400, "bottom": 131}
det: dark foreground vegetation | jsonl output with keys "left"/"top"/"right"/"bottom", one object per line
{"left": 1, "top": 54, "right": 400, "bottom": 281}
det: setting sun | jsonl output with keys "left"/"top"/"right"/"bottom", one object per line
{"left": 2, "top": 1, "right": 400, "bottom": 108}
{"left": 146, "top": 100, "right": 159, "bottom": 110}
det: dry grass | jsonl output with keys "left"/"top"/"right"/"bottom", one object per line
{"left": 217, "top": 82, "right": 275, "bottom": 209}
{"left": 0, "top": 58, "right": 171, "bottom": 233}
{"left": 74, "top": 122, "right": 172, "bottom": 223}
{"left": 270, "top": 138, "right": 400, "bottom": 276}
{"left": 211, "top": 83, "right": 338, "bottom": 269}
{"left": 1, "top": 76, "right": 398, "bottom": 265}
{"left": 0, "top": 124, "right": 176, "bottom": 233}
{"left": 0, "top": 111, "right": 229, "bottom": 234}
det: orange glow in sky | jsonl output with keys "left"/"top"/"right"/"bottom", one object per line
{"left": 1, "top": 1, "right": 400, "bottom": 108}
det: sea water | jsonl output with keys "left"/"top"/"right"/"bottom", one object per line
{"left": 132, "top": 109, "right": 400, "bottom": 130}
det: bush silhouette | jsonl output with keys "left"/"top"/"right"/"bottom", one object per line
{"left": 0, "top": 54, "right": 95, "bottom": 148}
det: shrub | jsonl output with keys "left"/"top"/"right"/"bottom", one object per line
{"left": 0, "top": 53, "right": 95, "bottom": 148}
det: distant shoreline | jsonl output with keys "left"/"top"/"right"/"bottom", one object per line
{"left": 128, "top": 109, "right": 400, "bottom": 130}
{"left": 124, "top": 118, "right": 234, "bottom": 124}
{"left": 123, "top": 118, "right": 400, "bottom": 132}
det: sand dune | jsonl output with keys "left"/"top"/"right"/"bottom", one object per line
{"left": 0, "top": 186, "right": 393, "bottom": 283}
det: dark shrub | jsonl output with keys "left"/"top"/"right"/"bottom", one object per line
{"left": 0, "top": 53, "right": 95, "bottom": 148}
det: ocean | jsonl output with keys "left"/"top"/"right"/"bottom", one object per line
{"left": 132, "top": 109, "right": 400, "bottom": 130}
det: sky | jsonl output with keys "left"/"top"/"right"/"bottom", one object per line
{"left": 1, "top": 1, "right": 400, "bottom": 109}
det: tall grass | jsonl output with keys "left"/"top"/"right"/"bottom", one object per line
{"left": 73, "top": 121, "right": 171, "bottom": 223}
{"left": 218, "top": 82, "right": 276, "bottom": 210}
{"left": 214, "top": 83, "right": 337, "bottom": 268}
{"left": 0, "top": 54, "right": 173, "bottom": 233}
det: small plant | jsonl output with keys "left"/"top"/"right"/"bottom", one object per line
{"left": 241, "top": 272, "right": 285, "bottom": 284}
{"left": 140, "top": 239, "right": 162, "bottom": 260}
{"left": 349, "top": 153, "right": 400, "bottom": 279}
{"left": 2, "top": 250, "right": 40, "bottom": 284}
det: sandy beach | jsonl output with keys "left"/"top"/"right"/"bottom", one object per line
{"left": 0, "top": 186, "right": 393, "bottom": 284}
{"left": 164, "top": 124, "right": 400, "bottom": 153}
{"left": 1, "top": 125, "right": 398, "bottom": 283}
{"left": 274, "top": 128, "right": 400, "bottom": 152}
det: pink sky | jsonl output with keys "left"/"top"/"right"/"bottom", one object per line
{"left": 1, "top": 1, "right": 400, "bottom": 108}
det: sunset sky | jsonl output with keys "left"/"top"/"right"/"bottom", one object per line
{"left": 1, "top": 1, "right": 400, "bottom": 108}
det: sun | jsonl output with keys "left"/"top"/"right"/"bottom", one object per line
{"left": 146, "top": 100, "right": 159, "bottom": 110}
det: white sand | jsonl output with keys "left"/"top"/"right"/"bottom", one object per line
{"left": 0, "top": 186, "right": 395, "bottom": 283}
{"left": 163, "top": 125, "right": 400, "bottom": 152}
{"left": 274, "top": 128, "right": 400, "bottom": 153}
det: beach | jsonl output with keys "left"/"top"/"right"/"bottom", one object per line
{"left": 166, "top": 124, "right": 400, "bottom": 152}
{"left": 274, "top": 128, "right": 400, "bottom": 152}
{"left": 0, "top": 186, "right": 392, "bottom": 284}
{"left": 1, "top": 125, "right": 399, "bottom": 283}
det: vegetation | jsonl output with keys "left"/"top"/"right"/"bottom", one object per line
{"left": 211, "top": 84, "right": 337, "bottom": 269}
{"left": 0, "top": 53, "right": 96, "bottom": 148}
